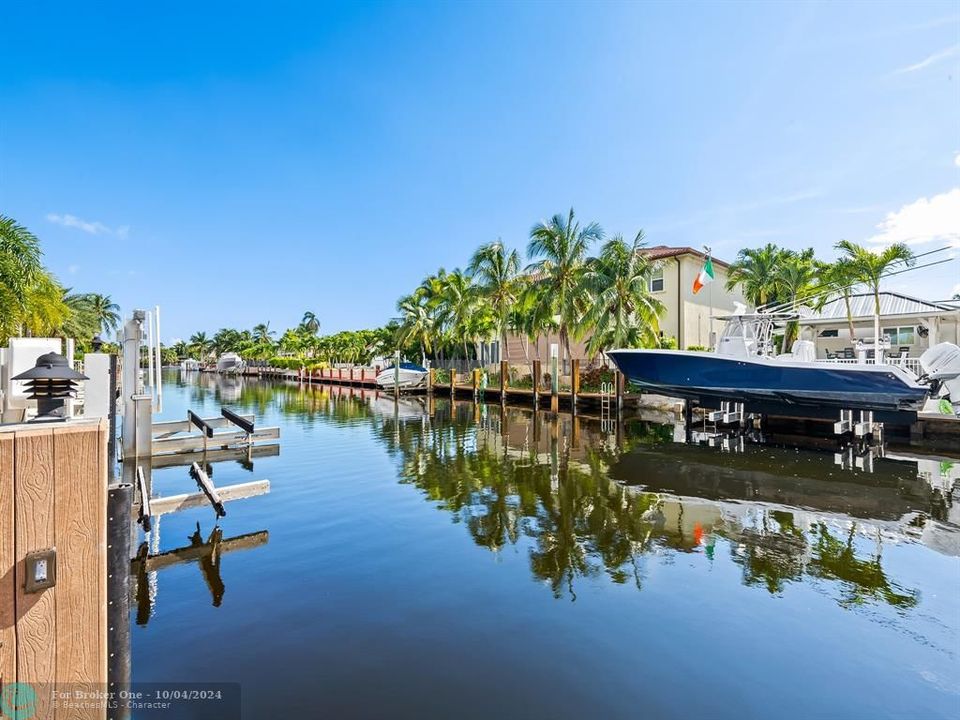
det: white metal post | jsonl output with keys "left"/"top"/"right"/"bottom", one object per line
{"left": 154, "top": 305, "right": 163, "bottom": 413}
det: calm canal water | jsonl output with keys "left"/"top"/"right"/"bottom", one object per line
{"left": 131, "top": 370, "right": 960, "bottom": 719}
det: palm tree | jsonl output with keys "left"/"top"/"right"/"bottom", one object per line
{"left": 253, "top": 322, "right": 275, "bottom": 343}
{"left": 725, "top": 243, "right": 789, "bottom": 307}
{"left": 0, "top": 215, "right": 43, "bottom": 310}
{"left": 189, "top": 332, "right": 213, "bottom": 360}
{"left": 578, "top": 231, "right": 665, "bottom": 355}
{"left": 822, "top": 254, "right": 860, "bottom": 343}
{"left": 527, "top": 208, "right": 603, "bottom": 364}
{"left": 434, "top": 269, "right": 476, "bottom": 362}
{"left": 468, "top": 240, "right": 520, "bottom": 362}
{"left": 301, "top": 311, "right": 320, "bottom": 335}
{"left": 836, "top": 240, "right": 915, "bottom": 350}
{"left": 396, "top": 294, "right": 434, "bottom": 365}
{"left": 772, "top": 249, "right": 819, "bottom": 352}
{"left": 86, "top": 293, "right": 121, "bottom": 335}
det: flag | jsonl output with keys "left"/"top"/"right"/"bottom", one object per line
{"left": 692, "top": 256, "right": 714, "bottom": 294}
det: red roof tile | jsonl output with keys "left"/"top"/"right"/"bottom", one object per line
{"left": 639, "top": 246, "right": 731, "bottom": 268}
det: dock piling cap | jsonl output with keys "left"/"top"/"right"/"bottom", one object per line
{"left": 12, "top": 351, "right": 88, "bottom": 381}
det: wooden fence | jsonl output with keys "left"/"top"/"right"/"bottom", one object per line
{"left": 1, "top": 418, "right": 107, "bottom": 719}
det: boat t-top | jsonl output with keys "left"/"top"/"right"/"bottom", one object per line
{"left": 607, "top": 308, "right": 960, "bottom": 422}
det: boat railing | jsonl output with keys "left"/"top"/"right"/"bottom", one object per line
{"left": 816, "top": 356, "right": 922, "bottom": 377}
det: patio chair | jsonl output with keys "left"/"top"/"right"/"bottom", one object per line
{"left": 842, "top": 347, "right": 855, "bottom": 359}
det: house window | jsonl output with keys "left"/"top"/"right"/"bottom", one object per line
{"left": 648, "top": 266, "right": 664, "bottom": 293}
{"left": 818, "top": 329, "right": 839, "bottom": 338}
{"left": 882, "top": 326, "right": 916, "bottom": 345}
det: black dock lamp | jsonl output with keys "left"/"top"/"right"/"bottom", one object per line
{"left": 12, "top": 352, "right": 89, "bottom": 422}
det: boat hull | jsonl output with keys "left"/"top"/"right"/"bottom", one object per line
{"left": 606, "top": 350, "right": 929, "bottom": 413}
{"left": 375, "top": 368, "right": 427, "bottom": 390}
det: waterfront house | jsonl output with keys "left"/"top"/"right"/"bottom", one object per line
{"left": 500, "top": 246, "right": 745, "bottom": 365}
{"left": 800, "top": 292, "right": 960, "bottom": 362}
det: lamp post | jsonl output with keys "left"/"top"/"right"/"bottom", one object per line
{"left": 12, "top": 352, "right": 88, "bottom": 422}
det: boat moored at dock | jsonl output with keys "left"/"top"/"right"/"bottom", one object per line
{"left": 375, "top": 362, "right": 428, "bottom": 390}
{"left": 607, "top": 311, "right": 960, "bottom": 419}
{"left": 216, "top": 352, "right": 246, "bottom": 375}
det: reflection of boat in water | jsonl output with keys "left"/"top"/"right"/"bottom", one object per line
{"left": 216, "top": 352, "right": 246, "bottom": 375}
{"left": 608, "top": 442, "right": 959, "bottom": 555}
{"left": 375, "top": 362, "right": 427, "bottom": 390}
{"left": 607, "top": 312, "right": 960, "bottom": 418}
{"left": 216, "top": 374, "right": 243, "bottom": 403}
{"left": 372, "top": 395, "right": 429, "bottom": 420}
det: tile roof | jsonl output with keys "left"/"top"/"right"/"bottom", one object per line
{"left": 639, "top": 246, "right": 731, "bottom": 268}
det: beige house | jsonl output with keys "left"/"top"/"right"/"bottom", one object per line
{"left": 640, "top": 246, "right": 744, "bottom": 350}
{"left": 501, "top": 246, "right": 745, "bottom": 364}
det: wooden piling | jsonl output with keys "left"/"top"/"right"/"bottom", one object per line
{"left": 571, "top": 359, "right": 580, "bottom": 414}
{"left": 532, "top": 360, "right": 541, "bottom": 406}
{"left": 615, "top": 369, "right": 624, "bottom": 417}
{"left": 500, "top": 360, "right": 508, "bottom": 404}
{"left": 450, "top": 368, "right": 456, "bottom": 398}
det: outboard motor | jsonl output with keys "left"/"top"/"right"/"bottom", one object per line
{"left": 919, "top": 342, "right": 960, "bottom": 415}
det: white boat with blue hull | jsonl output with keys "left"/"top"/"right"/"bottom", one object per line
{"left": 607, "top": 312, "right": 960, "bottom": 422}
{"left": 375, "top": 362, "right": 428, "bottom": 390}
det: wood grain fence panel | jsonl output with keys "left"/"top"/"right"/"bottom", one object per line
{"left": 14, "top": 428, "right": 57, "bottom": 718}
{"left": 0, "top": 433, "right": 14, "bottom": 688}
{"left": 54, "top": 423, "right": 106, "bottom": 719}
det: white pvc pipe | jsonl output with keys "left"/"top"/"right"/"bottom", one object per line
{"left": 154, "top": 305, "right": 163, "bottom": 413}
{"left": 146, "top": 310, "right": 154, "bottom": 389}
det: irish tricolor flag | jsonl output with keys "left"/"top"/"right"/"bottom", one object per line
{"left": 692, "top": 256, "right": 714, "bottom": 294}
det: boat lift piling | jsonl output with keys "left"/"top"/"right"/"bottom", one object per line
{"left": 190, "top": 461, "right": 227, "bottom": 518}
{"left": 136, "top": 466, "right": 152, "bottom": 532}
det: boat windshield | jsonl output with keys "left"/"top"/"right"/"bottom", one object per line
{"left": 716, "top": 317, "right": 758, "bottom": 357}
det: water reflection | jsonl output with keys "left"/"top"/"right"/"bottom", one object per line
{"left": 163, "top": 371, "right": 960, "bottom": 608}
{"left": 358, "top": 393, "right": 956, "bottom": 609}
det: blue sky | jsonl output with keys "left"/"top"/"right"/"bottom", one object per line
{"left": 2, "top": 1, "right": 958, "bottom": 342}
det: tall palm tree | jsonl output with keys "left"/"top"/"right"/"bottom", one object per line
{"left": 301, "top": 311, "right": 320, "bottom": 335}
{"left": 822, "top": 254, "right": 860, "bottom": 343}
{"left": 527, "top": 208, "right": 603, "bottom": 364}
{"left": 86, "top": 293, "right": 121, "bottom": 335}
{"left": 434, "top": 269, "right": 476, "bottom": 361}
{"left": 725, "top": 243, "right": 788, "bottom": 307}
{"left": 579, "top": 231, "right": 665, "bottom": 355}
{"left": 0, "top": 214, "right": 43, "bottom": 310}
{"left": 772, "top": 249, "right": 819, "bottom": 352}
{"left": 836, "top": 240, "right": 915, "bottom": 348}
{"left": 468, "top": 240, "right": 520, "bottom": 362}
{"left": 395, "top": 294, "right": 434, "bottom": 364}
{"left": 253, "top": 322, "right": 275, "bottom": 343}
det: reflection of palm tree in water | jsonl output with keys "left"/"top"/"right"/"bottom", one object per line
{"left": 808, "top": 523, "right": 918, "bottom": 609}
{"left": 388, "top": 406, "right": 923, "bottom": 609}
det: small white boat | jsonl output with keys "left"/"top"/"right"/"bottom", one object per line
{"left": 180, "top": 358, "right": 201, "bottom": 372}
{"left": 376, "top": 362, "right": 428, "bottom": 390}
{"left": 216, "top": 352, "right": 246, "bottom": 375}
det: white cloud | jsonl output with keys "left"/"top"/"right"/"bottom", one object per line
{"left": 47, "top": 213, "right": 129, "bottom": 238}
{"left": 894, "top": 44, "right": 960, "bottom": 74}
{"left": 954, "top": 152, "right": 960, "bottom": 168}
{"left": 867, "top": 188, "right": 960, "bottom": 247}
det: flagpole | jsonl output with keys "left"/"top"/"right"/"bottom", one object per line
{"left": 704, "top": 246, "right": 713, "bottom": 348}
